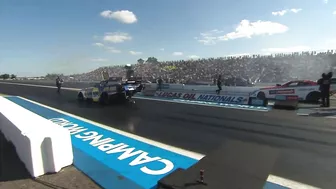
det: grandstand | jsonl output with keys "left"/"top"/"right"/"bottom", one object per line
{"left": 69, "top": 51, "right": 336, "bottom": 84}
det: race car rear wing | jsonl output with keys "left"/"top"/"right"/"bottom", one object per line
{"left": 125, "top": 80, "right": 136, "bottom": 84}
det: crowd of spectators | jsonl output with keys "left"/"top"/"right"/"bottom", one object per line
{"left": 70, "top": 50, "right": 336, "bottom": 84}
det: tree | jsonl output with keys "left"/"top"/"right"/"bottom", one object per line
{"left": 10, "top": 74, "right": 16, "bottom": 79}
{"left": 137, "top": 58, "right": 144, "bottom": 64}
{"left": 145, "top": 57, "right": 158, "bottom": 64}
{"left": 45, "top": 73, "right": 63, "bottom": 79}
{"left": 0, "top": 74, "right": 10, "bottom": 80}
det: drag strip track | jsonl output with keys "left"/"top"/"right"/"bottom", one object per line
{"left": 1, "top": 82, "right": 336, "bottom": 189}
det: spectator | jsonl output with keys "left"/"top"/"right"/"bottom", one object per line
{"left": 69, "top": 50, "right": 336, "bottom": 85}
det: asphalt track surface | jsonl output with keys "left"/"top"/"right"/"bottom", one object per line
{"left": 1, "top": 82, "right": 336, "bottom": 189}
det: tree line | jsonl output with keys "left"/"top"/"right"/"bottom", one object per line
{"left": 0, "top": 74, "right": 16, "bottom": 79}
{"left": 137, "top": 57, "right": 158, "bottom": 64}
{"left": 45, "top": 73, "right": 64, "bottom": 79}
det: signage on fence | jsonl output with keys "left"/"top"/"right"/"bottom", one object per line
{"left": 155, "top": 91, "right": 248, "bottom": 105}
{"left": 155, "top": 91, "right": 197, "bottom": 100}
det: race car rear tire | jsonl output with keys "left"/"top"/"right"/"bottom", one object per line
{"left": 257, "top": 91, "right": 266, "bottom": 100}
{"left": 306, "top": 91, "right": 320, "bottom": 103}
{"left": 99, "top": 92, "right": 110, "bottom": 105}
{"left": 77, "top": 92, "right": 84, "bottom": 102}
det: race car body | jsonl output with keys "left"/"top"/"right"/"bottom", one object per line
{"left": 77, "top": 78, "right": 135, "bottom": 104}
{"left": 249, "top": 80, "right": 321, "bottom": 102}
{"left": 124, "top": 77, "right": 144, "bottom": 92}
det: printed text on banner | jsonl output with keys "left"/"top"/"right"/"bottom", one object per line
{"left": 155, "top": 91, "right": 249, "bottom": 105}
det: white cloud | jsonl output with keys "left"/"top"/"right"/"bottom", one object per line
{"left": 272, "top": 8, "right": 302, "bottom": 16}
{"left": 209, "top": 29, "right": 224, "bottom": 34}
{"left": 100, "top": 10, "right": 137, "bottom": 24}
{"left": 93, "top": 43, "right": 104, "bottom": 47}
{"left": 103, "top": 32, "right": 132, "bottom": 43}
{"left": 91, "top": 58, "right": 108, "bottom": 62}
{"left": 196, "top": 20, "right": 288, "bottom": 45}
{"left": 290, "top": 8, "right": 302, "bottom": 13}
{"left": 187, "top": 55, "right": 200, "bottom": 59}
{"left": 219, "top": 20, "right": 288, "bottom": 41}
{"left": 129, "top": 51, "right": 142, "bottom": 55}
{"left": 272, "top": 10, "right": 288, "bottom": 16}
{"left": 261, "top": 46, "right": 311, "bottom": 53}
{"left": 159, "top": 48, "right": 165, "bottom": 51}
{"left": 172, "top": 52, "right": 183, "bottom": 56}
{"left": 333, "top": 11, "right": 336, "bottom": 15}
{"left": 195, "top": 34, "right": 217, "bottom": 45}
{"left": 105, "top": 47, "right": 121, "bottom": 53}
{"left": 93, "top": 44, "right": 121, "bottom": 53}
{"left": 324, "top": 0, "right": 329, "bottom": 4}
{"left": 110, "top": 49, "right": 121, "bottom": 53}
{"left": 194, "top": 29, "right": 224, "bottom": 45}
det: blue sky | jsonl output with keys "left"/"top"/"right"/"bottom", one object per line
{"left": 0, "top": 0, "right": 336, "bottom": 76}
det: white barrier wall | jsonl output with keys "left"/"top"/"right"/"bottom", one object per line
{"left": 143, "top": 83, "right": 259, "bottom": 96}
{"left": 0, "top": 97, "right": 73, "bottom": 177}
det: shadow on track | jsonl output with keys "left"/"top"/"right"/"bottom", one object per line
{"left": 0, "top": 131, "right": 31, "bottom": 182}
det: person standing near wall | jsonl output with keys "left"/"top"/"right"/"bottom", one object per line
{"left": 56, "top": 76, "right": 63, "bottom": 94}
{"left": 157, "top": 77, "right": 163, "bottom": 91}
{"left": 318, "top": 72, "right": 332, "bottom": 107}
{"left": 216, "top": 75, "right": 222, "bottom": 94}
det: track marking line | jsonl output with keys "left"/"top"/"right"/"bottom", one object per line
{"left": 267, "top": 175, "right": 321, "bottom": 189}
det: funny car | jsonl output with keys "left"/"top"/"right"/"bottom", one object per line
{"left": 77, "top": 77, "right": 136, "bottom": 105}
{"left": 250, "top": 80, "right": 321, "bottom": 102}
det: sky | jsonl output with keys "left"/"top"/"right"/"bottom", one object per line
{"left": 1, "top": 0, "right": 336, "bottom": 76}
